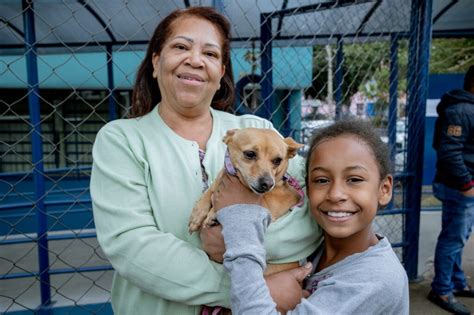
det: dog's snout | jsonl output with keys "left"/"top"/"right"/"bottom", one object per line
{"left": 257, "top": 176, "right": 274, "bottom": 193}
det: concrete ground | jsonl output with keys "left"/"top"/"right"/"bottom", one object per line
{"left": 1, "top": 211, "right": 473, "bottom": 314}
{"left": 411, "top": 211, "right": 474, "bottom": 314}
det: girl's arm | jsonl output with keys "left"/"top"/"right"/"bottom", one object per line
{"left": 212, "top": 174, "right": 311, "bottom": 314}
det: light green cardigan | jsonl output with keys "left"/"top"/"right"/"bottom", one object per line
{"left": 90, "top": 105, "right": 322, "bottom": 315}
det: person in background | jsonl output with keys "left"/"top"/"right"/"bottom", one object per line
{"left": 212, "top": 119, "right": 409, "bottom": 314}
{"left": 428, "top": 65, "right": 474, "bottom": 315}
{"left": 90, "top": 7, "right": 321, "bottom": 315}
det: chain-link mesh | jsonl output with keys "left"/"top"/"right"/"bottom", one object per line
{"left": 0, "top": 0, "right": 455, "bottom": 313}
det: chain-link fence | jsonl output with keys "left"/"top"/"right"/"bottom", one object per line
{"left": 0, "top": 0, "right": 459, "bottom": 313}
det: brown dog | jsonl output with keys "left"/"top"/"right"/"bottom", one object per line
{"left": 189, "top": 129, "right": 304, "bottom": 314}
{"left": 188, "top": 127, "right": 304, "bottom": 237}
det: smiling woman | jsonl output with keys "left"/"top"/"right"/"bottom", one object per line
{"left": 90, "top": 6, "right": 322, "bottom": 315}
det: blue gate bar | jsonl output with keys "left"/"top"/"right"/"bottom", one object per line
{"left": 388, "top": 33, "right": 399, "bottom": 164}
{"left": 106, "top": 45, "right": 117, "bottom": 121}
{"left": 404, "top": 0, "right": 433, "bottom": 280}
{"left": 260, "top": 12, "right": 274, "bottom": 120}
{"left": 212, "top": 0, "right": 224, "bottom": 12}
{"left": 387, "top": 33, "right": 399, "bottom": 210}
{"left": 22, "top": 0, "right": 52, "bottom": 309}
{"left": 1, "top": 265, "right": 114, "bottom": 280}
{"left": 0, "top": 230, "right": 97, "bottom": 245}
{"left": 335, "top": 36, "right": 344, "bottom": 120}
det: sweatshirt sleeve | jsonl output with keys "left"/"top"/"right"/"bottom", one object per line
{"left": 90, "top": 123, "right": 230, "bottom": 306}
{"left": 217, "top": 205, "right": 280, "bottom": 315}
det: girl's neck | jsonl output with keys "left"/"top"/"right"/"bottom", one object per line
{"left": 316, "top": 228, "right": 379, "bottom": 272}
{"left": 158, "top": 103, "right": 213, "bottom": 150}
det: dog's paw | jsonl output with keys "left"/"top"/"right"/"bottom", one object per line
{"left": 188, "top": 220, "right": 201, "bottom": 234}
{"left": 188, "top": 213, "right": 202, "bottom": 234}
{"left": 188, "top": 206, "right": 210, "bottom": 233}
{"left": 203, "top": 211, "right": 217, "bottom": 228}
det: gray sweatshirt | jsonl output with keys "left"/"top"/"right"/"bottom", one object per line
{"left": 217, "top": 204, "right": 409, "bottom": 315}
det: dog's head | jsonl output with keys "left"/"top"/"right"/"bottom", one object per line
{"left": 223, "top": 128, "right": 303, "bottom": 194}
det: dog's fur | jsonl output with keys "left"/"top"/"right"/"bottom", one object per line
{"left": 189, "top": 128, "right": 303, "bottom": 276}
{"left": 188, "top": 129, "right": 304, "bottom": 311}
{"left": 188, "top": 128, "right": 303, "bottom": 233}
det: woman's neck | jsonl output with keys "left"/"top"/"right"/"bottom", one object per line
{"left": 158, "top": 103, "right": 213, "bottom": 150}
{"left": 316, "top": 228, "right": 379, "bottom": 272}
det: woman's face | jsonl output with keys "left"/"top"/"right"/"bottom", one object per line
{"left": 152, "top": 16, "right": 226, "bottom": 115}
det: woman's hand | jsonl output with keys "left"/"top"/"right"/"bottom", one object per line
{"left": 265, "top": 263, "right": 312, "bottom": 314}
{"left": 212, "top": 173, "right": 263, "bottom": 211}
{"left": 200, "top": 225, "right": 225, "bottom": 263}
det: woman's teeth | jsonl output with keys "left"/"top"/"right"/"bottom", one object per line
{"left": 178, "top": 75, "right": 203, "bottom": 82}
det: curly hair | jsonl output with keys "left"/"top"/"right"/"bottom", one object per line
{"left": 305, "top": 119, "right": 393, "bottom": 183}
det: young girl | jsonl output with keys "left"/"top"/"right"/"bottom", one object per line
{"left": 212, "top": 119, "right": 409, "bottom": 314}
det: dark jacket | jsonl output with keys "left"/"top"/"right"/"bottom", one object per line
{"left": 433, "top": 89, "right": 474, "bottom": 191}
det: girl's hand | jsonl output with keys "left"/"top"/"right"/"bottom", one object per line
{"left": 212, "top": 173, "right": 263, "bottom": 211}
{"left": 265, "top": 263, "right": 313, "bottom": 313}
{"left": 200, "top": 225, "right": 225, "bottom": 263}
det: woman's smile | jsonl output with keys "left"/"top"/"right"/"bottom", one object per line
{"left": 176, "top": 72, "right": 206, "bottom": 86}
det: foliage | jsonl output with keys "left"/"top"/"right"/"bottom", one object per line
{"left": 310, "top": 38, "right": 473, "bottom": 105}
{"left": 430, "top": 38, "right": 474, "bottom": 73}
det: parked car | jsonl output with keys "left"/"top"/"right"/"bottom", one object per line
{"left": 300, "top": 118, "right": 408, "bottom": 173}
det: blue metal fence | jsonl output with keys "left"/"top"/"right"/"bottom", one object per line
{"left": 1, "top": 0, "right": 469, "bottom": 313}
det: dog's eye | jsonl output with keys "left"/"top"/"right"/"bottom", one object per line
{"left": 272, "top": 157, "right": 282, "bottom": 166}
{"left": 243, "top": 150, "right": 257, "bottom": 160}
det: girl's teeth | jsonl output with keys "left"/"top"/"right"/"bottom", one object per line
{"left": 327, "top": 211, "right": 353, "bottom": 218}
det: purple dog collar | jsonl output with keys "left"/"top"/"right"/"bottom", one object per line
{"left": 224, "top": 149, "right": 237, "bottom": 176}
{"left": 283, "top": 174, "right": 305, "bottom": 207}
{"left": 225, "top": 149, "right": 304, "bottom": 207}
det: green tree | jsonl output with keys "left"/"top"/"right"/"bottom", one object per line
{"left": 310, "top": 37, "right": 472, "bottom": 108}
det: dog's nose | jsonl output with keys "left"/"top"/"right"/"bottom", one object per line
{"left": 258, "top": 177, "right": 274, "bottom": 192}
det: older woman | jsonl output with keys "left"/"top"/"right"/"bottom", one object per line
{"left": 90, "top": 7, "right": 322, "bottom": 315}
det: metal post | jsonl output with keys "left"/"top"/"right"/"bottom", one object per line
{"left": 404, "top": 0, "right": 433, "bottom": 280}
{"left": 106, "top": 45, "right": 117, "bottom": 121}
{"left": 388, "top": 33, "right": 399, "bottom": 165}
{"left": 212, "top": 0, "right": 224, "bottom": 13}
{"left": 260, "top": 13, "right": 273, "bottom": 120}
{"left": 22, "top": 0, "right": 51, "bottom": 310}
{"left": 334, "top": 36, "right": 344, "bottom": 120}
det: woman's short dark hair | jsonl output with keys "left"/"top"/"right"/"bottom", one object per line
{"left": 305, "top": 119, "right": 393, "bottom": 184}
{"left": 130, "top": 7, "right": 235, "bottom": 118}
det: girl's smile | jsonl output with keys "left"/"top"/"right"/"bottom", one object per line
{"left": 319, "top": 208, "right": 360, "bottom": 222}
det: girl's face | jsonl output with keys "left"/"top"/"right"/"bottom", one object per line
{"left": 307, "top": 135, "right": 392, "bottom": 241}
{"left": 152, "top": 16, "right": 225, "bottom": 115}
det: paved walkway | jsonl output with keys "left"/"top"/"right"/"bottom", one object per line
{"left": 410, "top": 211, "right": 474, "bottom": 314}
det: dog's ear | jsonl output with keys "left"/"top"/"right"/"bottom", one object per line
{"left": 284, "top": 137, "right": 304, "bottom": 158}
{"left": 223, "top": 129, "right": 237, "bottom": 144}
